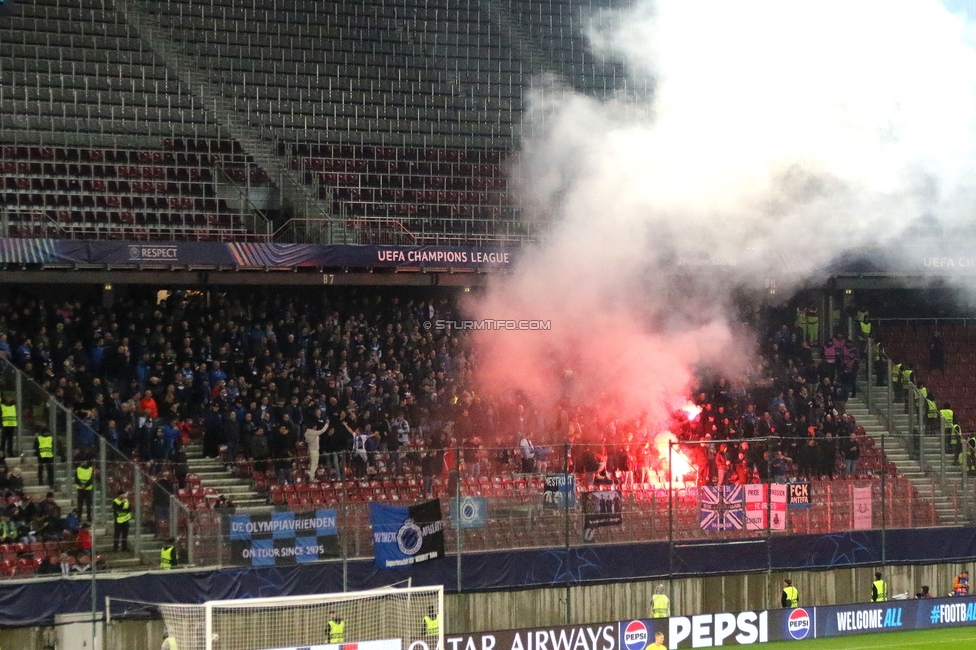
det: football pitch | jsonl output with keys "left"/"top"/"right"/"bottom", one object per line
{"left": 755, "top": 627, "right": 974, "bottom": 649}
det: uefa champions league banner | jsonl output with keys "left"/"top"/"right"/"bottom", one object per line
{"left": 228, "top": 509, "right": 339, "bottom": 566}
{"left": 0, "top": 238, "right": 514, "bottom": 269}
{"left": 370, "top": 499, "right": 446, "bottom": 569}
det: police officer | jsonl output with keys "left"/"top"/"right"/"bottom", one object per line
{"left": 35, "top": 426, "right": 54, "bottom": 489}
{"left": 781, "top": 579, "right": 798, "bottom": 608}
{"left": 651, "top": 583, "right": 670, "bottom": 618}
{"left": 112, "top": 489, "right": 131, "bottom": 552}
{"left": 0, "top": 393, "right": 17, "bottom": 457}
{"left": 872, "top": 571, "right": 888, "bottom": 602}
{"left": 160, "top": 538, "right": 177, "bottom": 569}
{"left": 327, "top": 612, "right": 345, "bottom": 643}
{"left": 423, "top": 605, "right": 439, "bottom": 638}
{"left": 75, "top": 460, "right": 94, "bottom": 522}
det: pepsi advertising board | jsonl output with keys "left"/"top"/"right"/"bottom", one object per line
{"left": 619, "top": 614, "right": 779, "bottom": 649}
{"left": 783, "top": 608, "right": 814, "bottom": 641}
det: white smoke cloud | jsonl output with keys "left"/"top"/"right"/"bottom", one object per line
{"left": 467, "top": 0, "right": 976, "bottom": 429}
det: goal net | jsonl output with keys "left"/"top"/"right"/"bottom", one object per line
{"left": 108, "top": 584, "right": 444, "bottom": 650}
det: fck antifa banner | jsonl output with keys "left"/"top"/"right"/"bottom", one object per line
{"left": 370, "top": 499, "right": 445, "bottom": 569}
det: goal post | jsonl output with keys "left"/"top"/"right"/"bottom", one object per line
{"left": 108, "top": 584, "right": 444, "bottom": 650}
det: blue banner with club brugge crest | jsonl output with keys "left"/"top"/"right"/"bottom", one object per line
{"left": 370, "top": 499, "right": 445, "bottom": 569}
{"left": 450, "top": 496, "right": 488, "bottom": 528}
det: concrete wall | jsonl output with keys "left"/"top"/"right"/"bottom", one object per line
{"left": 3, "top": 560, "right": 972, "bottom": 649}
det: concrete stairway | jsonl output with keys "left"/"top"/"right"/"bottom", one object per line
{"left": 183, "top": 438, "right": 272, "bottom": 514}
{"left": 851, "top": 383, "right": 960, "bottom": 524}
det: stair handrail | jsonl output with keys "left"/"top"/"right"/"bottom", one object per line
{"left": 867, "top": 338, "right": 969, "bottom": 522}
{"left": 0, "top": 358, "right": 199, "bottom": 568}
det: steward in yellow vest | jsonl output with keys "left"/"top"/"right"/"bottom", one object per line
{"left": 112, "top": 489, "right": 131, "bottom": 552}
{"left": 161, "top": 631, "right": 178, "bottom": 650}
{"left": 35, "top": 428, "right": 54, "bottom": 488}
{"left": 161, "top": 539, "right": 176, "bottom": 569}
{"left": 0, "top": 394, "right": 17, "bottom": 457}
{"left": 781, "top": 579, "right": 799, "bottom": 608}
{"left": 424, "top": 606, "right": 439, "bottom": 637}
{"left": 651, "top": 584, "right": 670, "bottom": 618}
{"left": 872, "top": 573, "right": 887, "bottom": 602}
{"left": 328, "top": 614, "right": 345, "bottom": 643}
{"left": 75, "top": 461, "right": 94, "bottom": 522}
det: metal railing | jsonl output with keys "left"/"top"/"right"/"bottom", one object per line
{"left": 865, "top": 338, "right": 971, "bottom": 521}
{"left": 0, "top": 358, "right": 200, "bottom": 573}
{"left": 198, "top": 437, "right": 939, "bottom": 588}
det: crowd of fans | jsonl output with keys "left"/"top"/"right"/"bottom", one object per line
{"left": 670, "top": 325, "right": 867, "bottom": 486}
{"left": 0, "top": 289, "right": 877, "bottom": 512}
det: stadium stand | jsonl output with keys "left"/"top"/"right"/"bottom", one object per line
{"left": 0, "top": 287, "right": 951, "bottom": 574}
{"left": 0, "top": 0, "right": 640, "bottom": 244}
{"left": 876, "top": 321, "right": 974, "bottom": 430}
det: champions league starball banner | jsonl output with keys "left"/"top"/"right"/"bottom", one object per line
{"left": 228, "top": 509, "right": 339, "bottom": 566}
{"left": 370, "top": 499, "right": 446, "bottom": 569}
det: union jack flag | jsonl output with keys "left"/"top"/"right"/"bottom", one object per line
{"left": 699, "top": 485, "right": 745, "bottom": 531}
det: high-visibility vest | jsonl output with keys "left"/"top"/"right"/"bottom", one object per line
{"left": 940, "top": 409, "right": 954, "bottom": 428}
{"left": 328, "top": 619, "right": 345, "bottom": 643}
{"left": 902, "top": 368, "right": 913, "bottom": 385}
{"left": 0, "top": 404, "right": 16, "bottom": 428}
{"left": 76, "top": 466, "right": 94, "bottom": 490}
{"left": 113, "top": 497, "right": 131, "bottom": 524}
{"left": 652, "top": 593, "right": 670, "bottom": 618}
{"left": 859, "top": 320, "right": 871, "bottom": 336}
{"left": 160, "top": 546, "right": 174, "bottom": 569}
{"left": 37, "top": 435, "right": 53, "bottom": 459}
{"left": 873, "top": 579, "right": 887, "bottom": 602}
{"left": 424, "top": 615, "right": 439, "bottom": 636}
{"left": 163, "top": 635, "right": 178, "bottom": 650}
{"left": 919, "top": 386, "right": 928, "bottom": 401}
{"left": 891, "top": 363, "right": 902, "bottom": 384}
{"left": 783, "top": 585, "right": 798, "bottom": 608}
{"left": 926, "top": 399, "right": 938, "bottom": 419}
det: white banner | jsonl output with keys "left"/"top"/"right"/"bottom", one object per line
{"left": 852, "top": 486, "right": 873, "bottom": 530}
{"left": 744, "top": 484, "right": 767, "bottom": 530}
{"left": 769, "top": 484, "right": 787, "bottom": 531}
{"left": 742, "top": 484, "right": 787, "bottom": 531}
